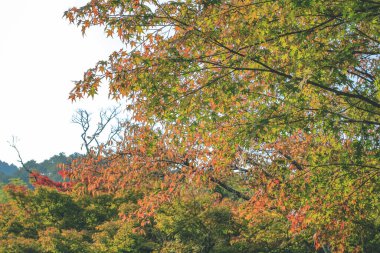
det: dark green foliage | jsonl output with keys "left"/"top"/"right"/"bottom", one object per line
{"left": 1, "top": 184, "right": 380, "bottom": 252}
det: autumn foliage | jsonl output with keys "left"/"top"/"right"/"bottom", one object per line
{"left": 1, "top": 0, "right": 380, "bottom": 252}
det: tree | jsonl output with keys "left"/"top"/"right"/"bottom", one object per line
{"left": 0, "top": 186, "right": 122, "bottom": 253}
{"left": 63, "top": 0, "right": 379, "bottom": 251}
{"left": 72, "top": 107, "right": 123, "bottom": 156}
{"left": 8, "top": 138, "right": 78, "bottom": 191}
{"left": 1, "top": 182, "right": 324, "bottom": 253}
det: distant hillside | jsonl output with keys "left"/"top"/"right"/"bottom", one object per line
{"left": 0, "top": 161, "right": 18, "bottom": 176}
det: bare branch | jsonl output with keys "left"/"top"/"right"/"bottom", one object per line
{"left": 72, "top": 106, "right": 123, "bottom": 156}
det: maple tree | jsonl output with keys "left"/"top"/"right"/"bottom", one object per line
{"left": 3, "top": 0, "right": 378, "bottom": 252}
{"left": 61, "top": 0, "right": 380, "bottom": 251}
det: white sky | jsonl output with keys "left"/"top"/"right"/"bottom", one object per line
{"left": 0, "top": 1, "right": 123, "bottom": 165}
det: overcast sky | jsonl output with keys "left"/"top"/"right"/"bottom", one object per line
{"left": 0, "top": 1, "right": 123, "bottom": 165}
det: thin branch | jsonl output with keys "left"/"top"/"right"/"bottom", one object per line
{"left": 8, "top": 137, "right": 33, "bottom": 175}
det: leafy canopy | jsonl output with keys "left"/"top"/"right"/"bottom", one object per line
{"left": 61, "top": 0, "right": 380, "bottom": 251}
